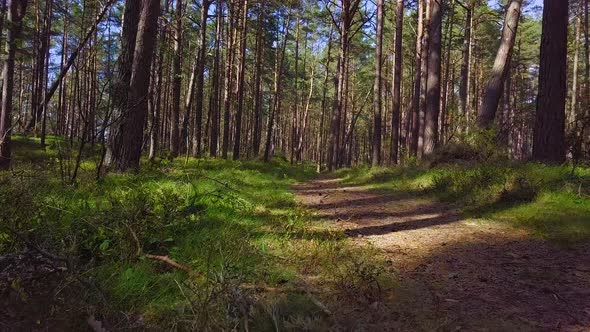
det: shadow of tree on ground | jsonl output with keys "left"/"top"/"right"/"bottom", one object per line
{"left": 294, "top": 177, "right": 590, "bottom": 331}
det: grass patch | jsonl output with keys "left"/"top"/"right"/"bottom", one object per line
{"left": 0, "top": 135, "right": 393, "bottom": 330}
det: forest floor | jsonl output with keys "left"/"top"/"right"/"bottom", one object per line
{"left": 295, "top": 177, "right": 590, "bottom": 331}
{"left": 3, "top": 136, "right": 590, "bottom": 330}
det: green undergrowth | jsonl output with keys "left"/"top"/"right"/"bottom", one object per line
{"left": 335, "top": 161, "right": 590, "bottom": 244}
{"left": 0, "top": 136, "right": 393, "bottom": 330}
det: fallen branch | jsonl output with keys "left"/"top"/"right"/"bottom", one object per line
{"left": 145, "top": 254, "right": 200, "bottom": 276}
{"left": 124, "top": 223, "right": 200, "bottom": 277}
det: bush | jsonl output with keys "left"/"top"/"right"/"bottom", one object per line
{"left": 426, "top": 129, "right": 509, "bottom": 167}
{"left": 500, "top": 175, "right": 540, "bottom": 203}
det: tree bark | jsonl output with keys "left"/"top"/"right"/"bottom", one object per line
{"left": 371, "top": 0, "right": 384, "bottom": 167}
{"left": 440, "top": 0, "right": 454, "bottom": 142}
{"left": 317, "top": 28, "right": 334, "bottom": 171}
{"left": 264, "top": 14, "right": 290, "bottom": 162}
{"left": 423, "top": 0, "right": 443, "bottom": 155}
{"left": 458, "top": 1, "right": 473, "bottom": 119}
{"left": 296, "top": 60, "right": 315, "bottom": 162}
{"left": 109, "top": 0, "right": 160, "bottom": 171}
{"left": 571, "top": 10, "right": 581, "bottom": 128}
{"left": 328, "top": 0, "right": 361, "bottom": 170}
{"left": 532, "top": 0, "right": 568, "bottom": 163}
{"left": 0, "top": 0, "right": 27, "bottom": 171}
{"left": 222, "top": 2, "right": 236, "bottom": 159}
{"left": 233, "top": 0, "right": 248, "bottom": 160}
{"left": 38, "top": 0, "right": 52, "bottom": 146}
{"left": 26, "top": 0, "right": 51, "bottom": 136}
{"left": 582, "top": 0, "right": 590, "bottom": 155}
{"left": 390, "top": 0, "right": 404, "bottom": 164}
{"left": 477, "top": 0, "right": 522, "bottom": 128}
{"left": 252, "top": 0, "right": 264, "bottom": 157}
{"left": 169, "top": 0, "right": 182, "bottom": 158}
{"left": 209, "top": 0, "right": 223, "bottom": 157}
{"left": 418, "top": 0, "right": 431, "bottom": 157}
{"left": 410, "top": 0, "right": 424, "bottom": 157}
{"left": 149, "top": 1, "right": 169, "bottom": 161}
{"left": 192, "top": 0, "right": 211, "bottom": 157}
{"left": 106, "top": 0, "right": 141, "bottom": 167}
{"left": 584, "top": 0, "right": 589, "bottom": 111}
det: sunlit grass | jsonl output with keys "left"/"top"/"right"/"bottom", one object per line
{"left": 0, "top": 135, "right": 393, "bottom": 329}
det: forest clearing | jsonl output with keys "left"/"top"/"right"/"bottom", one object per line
{"left": 0, "top": 0, "right": 589, "bottom": 330}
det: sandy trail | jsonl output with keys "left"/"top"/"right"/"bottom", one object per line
{"left": 295, "top": 177, "right": 590, "bottom": 331}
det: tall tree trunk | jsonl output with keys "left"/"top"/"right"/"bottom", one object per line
{"left": 410, "top": 0, "right": 424, "bottom": 157}
{"left": 222, "top": 3, "right": 236, "bottom": 159}
{"left": 296, "top": 60, "right": 315, "bottom": 161}
{"left": 106, "top": 0, "right": 140, "bottom": 167}
{"left": 440, "top": 0, "right": 454, "bottom": 142}
{"left": 328, "top": 0, "right": 360, "bottom": 170}
{"left": 264, "top": 14, "right": 290, "bottom": 162}
{"left": 337, "top": 44, "right": 352, "bottom": 168}
{"left": 26, "top": 0, "right": 44, "bottom": 132}
{"left": 582, "top": 0, "right": 590, "bottom": 155}
{"left": 109, "top": 0, "right": 160, "bottom": 171}
{"left": 0, "top": 0, "right": 7, "bottom": 48}
{"left": 57, "top": 16, "right": 68, "bottom": 136}
{"left": 181, "top": 58, "right": 196, "bottom": 154}
{"left": 418, "top": 0, "right": 431, "bottom": 157}
{"left": 0, "top": 0, "right": 27, "bottom": 171}
{"left": 458, "top": 1, "right": 473, "bottom": 118}
{"left": 233, "top": 0, "right": 248, "bottom": 160}
{"left": 584, "top": 0, "right": 589, "bottom": 111}
{"left": 39, "top": 0, "right": 53, "bottom": 146}
{"left": 26, "top": 0, "right": 51, "bottom": 137}
{"left": 423, "top": 0, "right": 443, "bottom": 155}
{"left": 209, "top": 0, "right": 223, "bottom": 157}
{"left": 252, "top": 0, "right": 264, "bottom": 157}
{"left": 371, "top": 0, "right": 384, "bottom": 167}
{"left": 290, "top": 16, "right": 300, "bottom": 164}
{"left": 193, "top": 0, "right": 210, "bottom": 157}
{"left": 477, "top": 0, "right": 522, "bottom": 128}
{"left": 532, "top": 0, "right": 568, "bottom": 163}
{"left": 571, "top": 11, "right": 581, "bottom": 127}
{"left": 317, "top": 28, "right": 334, "bottom": 171}
{"left": 169, "top": 0, "right": 182, "bottom": 158}
{"left": 149, "top": 1, "right": 169, "bottom": 161}
{"left": 390, "top": 0, "right": 404, "bottom": 164}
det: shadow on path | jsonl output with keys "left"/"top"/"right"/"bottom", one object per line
{"left": 294, "top": 177, "right": 590, "bottom": 331}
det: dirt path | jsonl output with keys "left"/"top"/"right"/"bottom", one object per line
{"left": 295, "top": 177, "right": 590, "bottom": 331}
